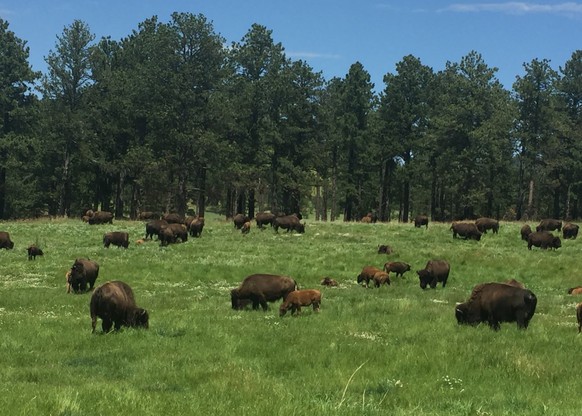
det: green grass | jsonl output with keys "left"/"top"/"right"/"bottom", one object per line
{"left": 0, "top": 217, "right": 581, "bottom": 415}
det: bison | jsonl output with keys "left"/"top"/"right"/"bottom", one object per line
{"left": 273, "top": 214, "right": 304, "bottom": 234}
{"left": 159, "top": 223, "right": 188, "bottom": 246}
{"left": 87, "top": 211, "right": 113, "bottom": 225}
{"left": 320, "top": 277, "right": 338, "bottom": 287}
{"left": 68, "top": 258, "right": 100, "bottom": 293}
{"left": 231, "top": 274, "right": 298, "bottom": 311}
{"left": 414, "top": 215, "right": 429, "bottom": 228}
{"left": 417, "top": 260, "right": 450, "bottom": 289}
{"left": 162, "top": 213, "right": 184, "bottom": 224}
{"left": 372, "top": 271, "right": 390, "bottom": 288}
{"left": 357, "top": 266, "right": 385, "bottom": 288}
{"left": 377, "top": 245, "right": 393, "bottom": 254}
{"left": 145, "top": 219, "right": 168, "bottom": 240}
{"left": 455, "top": 282, "right": 537, "bottom": 330}
{"left": 361, "top": 214, "right": 372, "bottom": 223}
{"left": 520, "top": 224, "right": 533, "bottom": 241}
{"left": 188, "top": 218, "right": 204, "bottom": 238}
{"left": 383, "top": 261, "right": 411, "bottom": 278}
{"left": 103, "top": 231, "right": 129, "bottom": 248}
{"left": 233, "top": 214, "right": 250, "bottom": 230}
{"left": 563, "top": 223, "right": 579, "bottom": 240}
{"left": 527, "top": 231, "right": 561, "bottom": 250}
{"left": 568, "top": 286, "right": 582, "bottom": 295}
{"left": 536, "top": 219, "right": 562, "bottom": 232}
{"left": 27, "top": 244, "right": 44, "bottom": 260}
{"left": 451, "top": 222, "right": 482, "bottom": 241}
{"left": 241, "top": 221, "right": 251, "bottom": 234}
{"left": 0, "top": 231, "right": 14, "bottom": 249}
{"left": 90, "top": 280, "right": 149, "bottom": 333}
{"left": 138, "top": 211, "right": 160, "bottom": 220}
{"left": 255, "top": 212, "right": 276, "bottom": 229}
{"left": 475, "top": 217, "right": 499, "bottom": 234}
{"left": 577, "top": 303, "right": 582, "bottom": 333}
{"left": 279, "top": 289, "right": 322, "bottom": 317}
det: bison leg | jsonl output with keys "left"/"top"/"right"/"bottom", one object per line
{"left": 487, "top": 319, "right": 501, "bottom": 331}
{"left": 91, "top": 316, "right": 97, "bottom": 333}
{"left": 312, "top": 302, "right": 320, "bottom": 312}
{"left": 102, "top": 319, "right": 113, "bottom": 333}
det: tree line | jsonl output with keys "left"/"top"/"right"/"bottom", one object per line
{"left": 1, "top": 14, "right": 581, "bottom": 221}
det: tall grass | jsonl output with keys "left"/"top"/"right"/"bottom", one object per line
{"left": 0, "top": 217, "right": 581, "bottom": 415}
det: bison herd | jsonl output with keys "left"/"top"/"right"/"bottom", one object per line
{"left": 1, "top": 212, "right": 581, "bottom": 333}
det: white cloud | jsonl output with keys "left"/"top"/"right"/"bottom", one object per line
{"left": 444, "top": 2, "right": 582, "bottom": 15}
{"left": 286, "top": 51, "right": 342, "bottom": 60}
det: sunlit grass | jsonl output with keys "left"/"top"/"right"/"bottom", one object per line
{"left": 0, "top": 217, "right": 581, "bottom": 414}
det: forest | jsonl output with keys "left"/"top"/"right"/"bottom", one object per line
{"left": 1, "top": 13, "right": 581, "bottom": 222}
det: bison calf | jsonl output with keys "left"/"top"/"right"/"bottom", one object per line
{"left": 27, "top": 244, "right": 44, "bottom": 260}
{"left": 90, "top": 281, "right": 149, "bottom": 333}
{"left": 279, "top": 290, "right": 322, "bottom": 317}
{"left": 377, "top": 245, "right": 393, "bottom": 254}
{"left": 241, "top": 221, "right": 251, "bottom": 234}
{"left": 320, "top": 277, "right": 338, "bottom": 287}
{"left": 372, "top": 271, "right": 390, "bottom": 288}
{"left": 357, "top": 266, "right": 383, "bottom": 288}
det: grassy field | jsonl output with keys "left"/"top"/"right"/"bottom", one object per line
{"left": 0, "top": 216, "right": 581, "bottom": 415}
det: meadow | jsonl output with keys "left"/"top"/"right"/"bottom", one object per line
{"left": 0, "top": 216, "right": 581, "bottom": 415}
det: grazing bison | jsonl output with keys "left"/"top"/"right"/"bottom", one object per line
{"left": 159, "top": 224, "right": 188, "bottom": 246}
{"left": 188, "top": 218, "right": 204, "bottom": 238}
{"left": 255, "top": 212, "right": 276, "bottom": 229}
{"left": 505, "top": 278, "right": 526, "bottom": 289}
{"left": 475, "top": 217, "right": 499, "bottom": 234}
{"left": 0, "top": 231, "right": 14, "bottom": 249}
{"left": 536, "top": 219, "right": 562, "bottom": 232}
{"left": 577, "top": 303, "right": 582, "bottom": 333}
{"left": 138, "top": 211, "right": 160, "bottom": 220}
{"left": 417, "top": 260, "right": 450, "bottom": 289}
{"left": 527, "top": 231, "right": 561, "bottom": 250}
{"left": 520, "top": 224, "right": 533, "bottom": 241}
{"left": 568, "top": 286, "right": 582, "bottom": 295}
{"left": 231, "top": 274, "right": 298, "bottom": 311}
{"left": 279, "top": 289, "right": 322, "bottom": 317}
{"left": 320, "top": 277, "right": 338, "bottom": 287}
{"left": 357, "top": 266, "right": 384, "bottom": 288}
{"left": 383, "top": 261, "right": 411, "bottom": 278}
{"left": 88, "top": 211, "right": 113, "bottom": 225}
{"left": 162, "top": 213, "right": 184, "bottom": 224}
{"left": 563, "top": 223, "right": 579, "bottom": 239}
{"left": 103, "top": 231, "right": 129, "bottom": 248}
{"left": 27, "top": 244, "right": 44, "bottom": 260}
{"left": 145, "top": 219, "right": 168, "bottom": 240}
{"left": 451, "top": 222, "right": 482, "bottom": 241}
{"left": 241, "top": 221, "right": 251, "bottom": 234}
{"left": 372, "top": 271, "right": 390, "bottom": 288}
{"left": 273, "top": 214, "right": 305, "bottom": 233}
{"left": 361, "top": 214, "right": 372, "bottom": 223}
{"left": 90, "top": 281, "right": 149, "bottom": 333}
{"left": 233, "top": 214, "right": 250, "bottom": 230}
{"left": 68, "top": 258, "right": 100, "bottom": 293}
{"left": 414, "top": 215, "right": 429, "bottom": 228}
{"left": 455, "top": 282, "right": 537, "bottom": 330}
{"left": 377, "top": 245, "right": 393, "bottom": 255}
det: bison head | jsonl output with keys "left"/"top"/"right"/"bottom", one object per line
{"left": 230, "top": 288, "right": 241, "bottom": 310}
{"left": 69, "top": 261, "right": 87, "bottom": 293}
{"left": 279, "top": 304, "right": 289, "bottom": 317}
{"left": 417, "top": 269, "right": 431, "bottom": 289}
{"left": 455, "top": 303, "right": 479, "bottom": 326}
{"left": 131, "top": 308, "right": 149, "bottom": 329}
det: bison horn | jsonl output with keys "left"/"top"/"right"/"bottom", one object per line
{"left": 455, "top": 307, "right": 463, "bottom": 315}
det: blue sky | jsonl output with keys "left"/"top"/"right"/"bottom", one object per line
{"left": 1, "top": 1, "right": 581, "bottom": 91}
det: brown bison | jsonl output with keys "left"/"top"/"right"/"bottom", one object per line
{"left": 145, "top": 219, "right": 168, "bottom": 240}
{"left": 536, "top": 219, "right": 562, "bottom": 232}
{"left": 475, "top": 217, "right": 499, "bottom": 234}
{"left": 372, "top": 271, "right": 390, "bottom": 288}
{"left": 357, "top": 266, "right": 386, "bottom": 288}
{"left": 255, "top": 212, "right": 276, "bottom": 229}
{"left": 383, "top": 261, "right": 411, "bottom": 278}
{"left": 520, "top": 224, "right": 533, "bottom": 241}
{"left": 138, "top": 211, "right": 160, "bottom": 220}
{"left": 414, "top": 215, "right": 429, "bottom": 228}
{"left": 231, "top": 274, "right": 298, "bottom": 311}
{"left": 451, "top": 222, "right": 482, "bottom": 241}
{"left": 577, "top": 303, "right": 582, "bottom": 332}
{"left": 90, "top": 281, "right": 149, "bottom": 333}
{"left": 455, "top": 282, "right": 537, "bottom": 330}
{"left": 162, "top": 213, "right": 184, "bottom": 224}
{"left": 233, "top": 214, "right": 250, "bottom": 229}
{"left": 563, "top": 223, "right": 579, "bottom": 239}
{"left": 159, "top": 223, "right": 188, "bottom": 246}
{"left": 188, "top": 217, "right": 204, "bottom": 238}
{"left": 103, "top": 231, "right": 129, "bottom": 248}
{"left": 68, "top": 258, "right": 100, "bottom": 293}
{"left": 273, "top": 214, "right": 305, "bottom": 233}
{"left": 241, "top": 221, "right": 251, "bottom": 234}
{"left": 416, "top": 260, "right": 450, "bottom": 289}
{"left": 527, "top": 231, "right": 561, "bottom": 250}
{"left": 320, "top": 277, "right": 338, "bottom": 287}
{"left": 377, "top": 245, "right": 393, "bottom": 254}
{"left": 279, "top": 289, "right": 322, "bottom": 317}
{"left": 361, "top": 214, "right": 372, "bottom": 223}
{"left": 27, "top": 244, "right": 44, "bottom": 260}
{"left": 0, "top": 231, "right": 14, "bottom": 249}
{"left": 568, "top": 286, "right": 582, "bottom": 295}
{"left": 87, "top": 211, "right": 113, "bottom": 225}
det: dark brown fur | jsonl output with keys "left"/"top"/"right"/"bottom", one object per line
{"left": 279, "top": 289, "right": 322, "bottom": 316}
{"left": 87, "top": 211, "right": 113, "bottom": 225}
{"left": 255, "top": 212, "right": 276, "bottom": 228}
{"left": 233, "top": 214, "right": 250, "bottom": 229}
{"left": 527, "top": 231, "right": 561, "bottom": 250}
{"left": 416, "top": 260, "right": 450, "bottom": 289}
{"left": 451, "top": 222, "right": 482, "bottom": 241}
{"left": 357, "top": 266, "right": 383, "bottom": 288}
{"left": 68, "top": 258, "right": 100, "bottom": 293}
{"left": 577, "top": 302, "right": 582, "bottom": 333}
{"left": 475, "top": 217, "right": 499, "bottom": 234}
{"left": 145, "top": 219, "right": 168, "bottom": 240}
{"left": 383, "top": 261, "right": 411, "bottom": 277}
{"left": 103, "top": 231, "right": 129, "bottom": 248}
{"left": 163, "top": 213, "right": 185, "bottom": 224}
{"left": 90, "top": 281, "right": 149, "bottom": 333}
{"left": 520, "top": 224, "right": 532, "bottom": 241}
{"left": 27, "top": 244, "right": 43, "bottom": 260}
{"left": 231, "top": 274, "right": 298, "bottom": 311}
{"left": 188, "top": 217, "right": 204, "bottom": 238}
{"left": 563, "top": 223, "right": 579, "bottom": 239}
{"left": 377, "top": 245, "right": 393, "bottom": 254}
{"left": 273, "top": 215, "right": 305, "bottom": 233}
{"left": 414, "top": 215, "right": 429, "bottom": 228}
{"left": 536, "top": 219, "right": 562, "bottom": 232}
{"left": 505, "top": 279, "right": 525, "bottom": 289}
{"left": 0, "top": 231, "right": 14, "bottom": 249}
